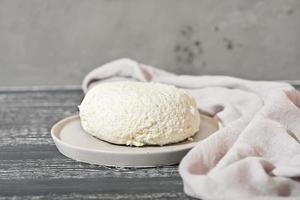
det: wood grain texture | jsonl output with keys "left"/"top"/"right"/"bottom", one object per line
{"left": 0, "top": 88, "right": 195, "bottom": 200}
{"left": 1, "top": 85, "right": 299, "bottom": 199}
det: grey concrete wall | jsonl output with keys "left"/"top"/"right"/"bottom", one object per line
{"left": 0, "top": 0, "right": 299, "bottom": 86}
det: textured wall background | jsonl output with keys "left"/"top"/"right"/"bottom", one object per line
{"left": 0, "top": 0, "right": 299, "bottom": 86}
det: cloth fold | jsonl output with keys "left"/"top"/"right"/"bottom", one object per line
{"left": 82, "top": 58, "right": 300, "bottom": 199}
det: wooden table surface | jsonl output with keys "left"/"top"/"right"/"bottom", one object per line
{"left": 0, "top": 87, "right": 197, "bottom": 200}
{"left": 1, "top": 85, "right": 299, "bottom": 199}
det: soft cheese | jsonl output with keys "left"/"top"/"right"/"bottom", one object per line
{"left": 79, "top": 81, "right": 200, "bottom": 146}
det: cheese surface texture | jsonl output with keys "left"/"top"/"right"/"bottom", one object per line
{"left": 79, "top": 81, "right": 200, "bottom": 146}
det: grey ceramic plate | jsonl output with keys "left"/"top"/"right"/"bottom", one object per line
{"left": 51, "top": 114, "right": 219, "bottom": 168}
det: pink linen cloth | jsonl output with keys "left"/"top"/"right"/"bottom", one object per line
{"left": 82, "top": 58, "right": 300, "bottom": 200}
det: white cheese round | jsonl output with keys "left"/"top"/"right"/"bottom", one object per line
{"left": 79, "top": 81, "right": 200, "bottom": 146}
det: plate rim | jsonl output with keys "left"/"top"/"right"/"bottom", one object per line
{"left": 51, "top": 114, "right": 219, "bottom": 154}
{"left": 51, "top": 114, "right": 219, "bottom": 167}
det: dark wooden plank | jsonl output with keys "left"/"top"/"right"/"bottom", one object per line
{"left": 0, "top": 88, "right": 192, "bottom": 200}
{"left": 0, "top": 177, "right": 184, "bottom": 195}
{"left": 0, "top": 192, "right": 191, "bottom": 200}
